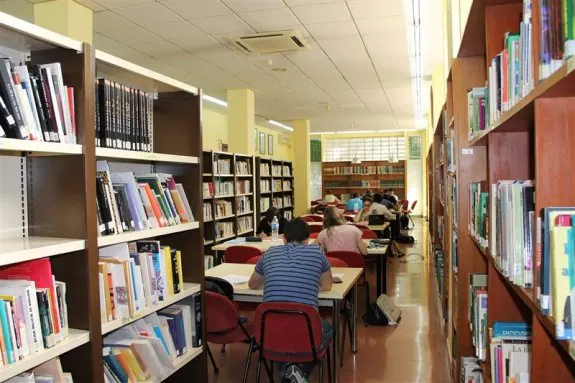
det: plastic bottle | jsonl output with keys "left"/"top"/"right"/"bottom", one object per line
{"left": 353, "top": 201, "right": 359, "bottom": 213}
{"left": 271, "top": 216, "right": 279, "bottom": 240}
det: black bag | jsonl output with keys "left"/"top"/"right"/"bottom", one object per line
{"left": 362, "top": 302, "right": 389, "bottom": 326}
{"left": 395, "top": 234, "right": 415, "bottom": 244}
{"left": 400, "top": 215, "right": 410, "bottom": 230}
{"left": 205, "top": 276, "right": 234, "bottom": 300}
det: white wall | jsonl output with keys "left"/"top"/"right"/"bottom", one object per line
{"left": 311, "top": 162, "right": 323, "bottom": 201}
{"left": 407, "top": 158, "right": 423, "bottom": 215}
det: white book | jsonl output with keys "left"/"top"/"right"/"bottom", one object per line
{"left": 39, "top": 67, "right": 66, "bottom": 142}
{"left": 13, "top": 66, "right": 42, "bottom": 141}
{"left": 509, "top": 344, "right": 531, "bottom": 383}
{"left": 176, "top": 183, "right": 195, "bottom": 222}
{"left": 39, "top": 63, "right": 74, "bottom": 143}
{"left": 110, "top": 263, "right": 129, "bottom": 319}
{"left": 97, "top": 161, "right": 124, "bottom": 234}
{"left": 99, "top": 272, "right": 107, "bottom": 322}
{"left": 145, "top": 254, "right": 158, "bottom": 305}
{"left": 5, "top": 301, "right": 19, "bottom": 361}
{"left": 157, "top": 316, "right": 177, "bottom": 359}
{"left": 132, "top": 263, "right": 145, "bottom": 311}
{"left": 138, "top": 253, "right": 153, "bottom": 308}
{"left": 0, "top": 285, "right": 35, "bottom": 356}
{"left": 13, "top": 81, "right": 38, "bottom": 141}
{"left": 137, "top": 335, "right": 174, "bottom": 372}
{"left": 110, "top": 172, "right": 149, "bottom": 231}
{"left": 144, "top": 314, "right": 176, "bottom": 360}
{"left": 131, "top": 338, "right": 168, "bottom": 379}
{"left": 54, "top": 280, "right": 68, "bottom": 339}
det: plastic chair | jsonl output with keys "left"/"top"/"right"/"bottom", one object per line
{"left": 255, "top": 302, "right": 332, "bottom": 383}
{"left": 205, "top": 291, "right": 255, "bottom": 382}
{"left": 308, "top": 215, "right": 324, "bottom": 222}
{"left": 308, "top": 224, "right": 323, "bottom": 234}
{"left": 360, "top": 229, "right": 378, "bottom": 239}
{"left": 400, "top": 199, "right": 409, "bottom": 211}
{"left": 246, "top": 256, "right": 261, "bottom": 264}
{"left": 326, "top": 251, "right": 369, "bottom": 307}
{"left": 301, "top": 216, "right": 315, "bottom": 223}
{"left": 310, "top": 232, "right": 319, "bottom": 239}
{"left": 327, "top": 257, "right": 348, "bottom": 268}
{"left": 224, "top": 245, "right": 263, "bottom": 264}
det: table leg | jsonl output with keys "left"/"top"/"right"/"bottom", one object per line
{"left": 351, "top": 283, "right": 358, "bottom": 353}
{"left": 332, "top": 300, "right": 340, "bottom": 383}
{"left": 376, "top": 253, "right": 382, "bottom": 297}
{"left": 382, "top": 249, "right": 388, "bottom": 295}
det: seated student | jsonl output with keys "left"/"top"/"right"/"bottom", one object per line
{"left": 354, "top": 195, "right": 395, "bottom": 223}
{"left": 256, "top": 207, "right": 286, "bottom": 238}
{"left": 376, "top": 192, "right": 400, "bottom": 212}
{"left": 322, "top": 190, "right": 340, "bottom": 204}
{"left": 317, "top": 207, "right": 367, "bottom": 255}
{"left": 248, "top": 218, "right": 333, "bottom": 381}
{"left": 345, "top": 192, "right": 364, "bottom": 212}
{"left": 383, "top": 188, "right": 399, "bottom": 204}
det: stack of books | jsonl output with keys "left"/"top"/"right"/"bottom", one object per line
{"left": 260, "top": 198, "right": 270, "bottom": 213}
{"left": 0, "top": 258, "right": 70, "bottom": 363}
{"left": 214, "top": 200, "right": 233, "bottom": 218}
{"left": 98, "top": 241, "right": 184, "bottom": 324}
{"left": 203, "top": 203, "right": 213, "bottom": 221}
{"left": 273, "top": 197, "right": 284, "bottom": 209}
{"left": 7, "top": 357, "right": 73, "bottom": 382}
{"left": 260, "top": 180, "right": 270, "bottom": 193}
{"left": 236, "top": 196, "right": 252, "bottom": 214}
{"left": 102, "top": 294, "right": 202, "bottom": 383}
{"left": 236, "top": 180, "right": 251, "bottom": 194}
{"left": 237, "top": 217, "right": 253, "bottom": 233}
{"left": 235, "top": 160, "right": 251, "bottom": 175}
{"left": 273, "top": 180, "right": 282, "bottom": 192}
{"left": 214, "top": 181, "right": 233, "bottom": 197}
{"left": 260, "top": 163, "right": 270, "bottom": 176}
{"left": 467, "top": 87, "right": 487, "bottom": 140}
{"left": 95, "top": 78, "right": 153, "bottom": 152}
{"left": 215, "top": 222, "right": 234, "bottom": 240}
{"left": 214, "top": 159, "right": 231, "bottom": 175}
{"left": 283, "top": 181, "right": 291, "bottom": 191}
{"left": 96, "top": 161, "right": 194, "bottom": 237}
{"left": 0, "top": 59, "right": 76, "bottom": 143}
{"left": 272, "top": 165, "right": 282, "bottom": 177}
{"left": 468, "top": 274, "right": 488, "bottom": 360}
{"left": 203, "top": 182, "right": 214, "bottom": 199}
{"left": 490, "top": 322, "right": 531, "bottom": 383}
{"left": 469, "top": 181, "right": 489, "bottom": 249}
{"left": 283, "top": 196, "right": 292, "bottom": 207}
{"left": 282, "top": 165, "right": 291, "bottom": 177}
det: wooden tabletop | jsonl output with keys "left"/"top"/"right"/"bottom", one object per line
{"left": 212, "top": 238, "right": 387, "bottom": 255}
{"left": 306, "top": 221, "right": 390, "bottom": 231}
{"left": 205, "top": 263, "right": 363, "bottom": 301}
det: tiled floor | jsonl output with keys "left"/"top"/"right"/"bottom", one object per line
{"left": 208, "top": 218, "right": 452, "bottom": 383}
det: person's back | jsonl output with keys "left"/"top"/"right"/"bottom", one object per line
{"left": 317, "top": 224, "right": 363, "bottom": 253}
{"left": 346, "top": 193, "right": 363, "bottom": 211}
{"left": 322, "top": 189, "right": 340, "bottom": 204}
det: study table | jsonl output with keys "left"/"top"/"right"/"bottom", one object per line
{"left": 205, "top": 263, "right": 363, "bottom": 383}
{"left": 305, "top": 221, "right": 390, "bottom": 232}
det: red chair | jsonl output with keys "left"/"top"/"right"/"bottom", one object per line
{"left": 326, "top": 250, "right": 369, "bottom": 306}
{"left": 360, "top": 229, "right": 378, "bottom": 239}
{"left": 403, "top": 200, "right": 417, "bottom": 228}
{"left": 246, "top": 256, "right": 260, "bottom": 264}
{"left": 400, "top": 199, "right": 409, "bottom": 211}
{"left": 310, "top": 232, "right": 319, "bottom": 239}
{"left": 327, "top": 257, "right": 348, "bottom": 267}
{"left": 307, "top": 215, "right": 324, "bottom": 222}
{"left": 205, "top": 291, "right": 255, "bottom": 382}
{"left": 301, "top": 216, "right": 315, "bottom": 223}
{"left": 255, "top": 302, "right": 332, "bottom": 383}
{"left": 308, "top": 224, "right": 323, "bottom": 234}
{"left": 224, "top": 245, "right": 263, "bottom": 264}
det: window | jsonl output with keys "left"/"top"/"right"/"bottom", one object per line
{"left": 325, "top": 137, "right": 406, "bottom": 162}
{"left": 408, "top": 135, "right": 422, "bottom": 160}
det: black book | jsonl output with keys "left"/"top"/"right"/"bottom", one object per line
{"left": 0, "top": 94, "right": 17, "bottom": 138}
{"left": 0, "top": 58, "right": 27, "bottom": 139}
{"left": 97, "top": 79, "right": 109, "bottom": 148}
{"left": 170, "top": 249, "right": 180, "bottom": 294}
{"left": 33, "top": 66, "right": 60, "bottom": 142}
{"left": 113, "top": 183, "right": 135, "bottom": 231}
{"left": 142, "top": 91, "right": 148, "bottom": 152}
{"left": 113, "top": 188, "right": 128, "bottom": 232}
{"left": 110, "top": 81, "right": 116, "bottom": 148}
{"left": 95, "top": 195, "right": 106, "bottom": 235}
{"left": 95, "top": 79, "right": 99, "bottom": 147}
{"left": 96, "top": 175, "right": 115, "bottom": 235}
{"left": 115, "top": 82, "right": 122, "bottom": 149}
{"left": 147, "top": 92, "right": 153, "bottom": 152}
{"left": 29, "top": 74, "right": 51, "bottom": 142}
{"left": 191, "top": 292, "right": 203, "bottom": 347}
{"left": 136, "top": 89, "right": 142, "bottom": 151}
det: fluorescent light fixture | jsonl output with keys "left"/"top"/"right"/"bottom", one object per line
{"left": 202, "top": 94, "right": 227, "bottom": 107}
{"left": 311, "top": 131, "right": 336, "bottom": 135}
{"left": 268, "top": 120, "right": 293, "bottom": 132}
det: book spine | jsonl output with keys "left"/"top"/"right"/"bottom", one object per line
{"left": 0, "top": 59, "right": 27, "bottom": 139}
{"left": 192, "top": 292, "right": 203, "bottom": 347}
{"left": 34, "top": 67, "right": 58, "bottom": 142}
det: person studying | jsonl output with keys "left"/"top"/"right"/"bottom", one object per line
{"left": 248, "top": 218, "right": 333, "bottom": 382}
{"left": 256, "top": 207, "right": 286, "bottom": 238}
{"left": 345, "top": 192, "right": 363, "bottom": 212}
{"left": 317, "top": 207, "right": 368, "bottom": 255}
{"left": 322, "top": 190, "right": 340, "bottom": 204}
{"left": 354, "top": 195, "right": 395, "bottom": 223}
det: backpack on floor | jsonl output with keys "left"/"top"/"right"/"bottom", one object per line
{"left": 363, "top": 302, "right": 389, "bottom": 326}
{"left": 395, "top": 234, "right": 415, "bottom": 244}
{"left": 363, "top": 294, "right": 402, "bottom": 326}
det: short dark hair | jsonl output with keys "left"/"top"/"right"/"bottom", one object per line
{"left": 326, "top": 189, "right": 331, "bottom": 194}
{"left": 362, "top": 195, "right": 373, "bottom": 203}
{"left": 352, "top": 192, "right": 359, "bottom": 198}
{"left": 284, "top": 218, "right": 311, "bottom": 243}
{"left": 373, "top": 193, "right": 383, "bottom": 203}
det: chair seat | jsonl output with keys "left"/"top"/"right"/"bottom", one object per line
{"left": 207, "top": 322, "right": 255, "bottom": 344}
{"left": 262, "top": 346, "right": 328, "bottom": 363}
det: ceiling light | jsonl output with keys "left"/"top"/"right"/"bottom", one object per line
{"left": 268, "top": 120, "right": 293, "bottom": 132}
{"left": 202, "top": 94, "right": 227, "bottom": 107}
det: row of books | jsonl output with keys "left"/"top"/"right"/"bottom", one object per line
{"left": 214, "top": 181, "right": 233, "bottom": 196}
{"left": 489, "top": 322, "right": 531, "bottom": 383}
{"left": 236, "top": 196, "right": 252, "bottom": 214}
{"left": 450, "top": 176, "right": 458, "bottom": 228}
{"left": 324, "top": 165, "right": 404, "bottom": 175}
{"left": 235, "top": 160, "right": 251, "bottom": 175}
{"left": 283, "top": 196, "right": 293, "bottom": 207}
{"left": 273, "top": 197, "right": 285, "bottom": 208}
{"left": 272, "top": 165, "right": 282, "bottom": 176}
{"left": 99, "top": 241, "right": 184, "bottom": 323}
{"left": 468, "top": 274, "right": 488, "bottom": 360}
{"left": 260, "top": 180, "right": 270, "bottom": 192}
{"left": 452, "top": 228, "right": 459, "bottom": 274}
{"left": 7, "top": 357, "right": 73, "bottom": 383}
{"left": 283, "top": 181, "right": 292, "bottom": 190}
{"left": 236, "top": 180, "right": 251, "bottom": 194}
{"left": 95, "top": 78, "right": 153, "bottom": 152}
{"left": 214, "top": 222, "right": 234, "bottom": 240}
{"left": 273, "top": 180, "right": 282, "bottom": 192}
{"left": 434, "top": 249, "right": 445, "bottom": 298}
{"left": 284, "top": 211, "right": 293, "bottom": 220}
{"left": 469, "top": 181, "right": 489, "bottom": 249}
{"left": 0, "top": 59, "right": 76, "bottom": 143}
{"left": 203, "top": 203, "right": 213, "bottom": 222}
{"left": 96, "top": 161, "right": 194, "bottom": 237}
{"left": 0, "top": 258, "right": 69, "bottom": 366}
{"left": 460, "top": 357, "right": 482, "bottom": 383}
{"left": 260, "top": 163, "right": 270, "bottom": 176}
{"left": 283, "top": 165, "right": 291, "bottom": 177}
{"left": 214, "top": 200, "right": 233, "bottom": 218}
{"left": 237, "top": 216, "right": 254, "bottom": 233}
{"left": 213, "top": 159, "right": 231, "bottom": 175}
{"left": 437, "top": 215, "right": 444, "bottom": 244}
{"left": 102, "top": 295, "right": 202, "bottom": 383}
{"left": 446, "top": 139, "right": 455, "bottom": 173}
{"left": 260, "top": 198, "right": 270, "bottom": 213}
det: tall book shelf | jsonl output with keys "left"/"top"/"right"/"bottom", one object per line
{"left": 321, "top": 160, "right": 407, "bottom": 201}
{"left": 0, "top": 12, "right": 206, "bottom": 383}
{"left": 430, "top": 1, "right": 575, "bottom": 381}
{"left": 255, "top": 158, "right": 294, "bottom": 221}
{"left": 202, "top": 151, "right": 256, "bottom": 250}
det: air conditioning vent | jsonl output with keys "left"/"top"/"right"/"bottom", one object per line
{"left": 279, "top": 135, "right": 292, "bottom": 145}
{"left": 229, "top": 30, "right": 308, "bottom": 55}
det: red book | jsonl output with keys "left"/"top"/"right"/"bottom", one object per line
{"left": 0, "top": 258, "right": 61, "bottom": 336}
{"left": 139, "top": 183, "right": 166, "bottom": 227}
{"left": 66, "top": 87, "right": 76, "bottom": 136}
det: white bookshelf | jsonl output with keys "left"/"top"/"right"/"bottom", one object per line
{"left": 237, "top": 211, "right": 254, "bottom": 217}
{"left": 236, "top": 193, "right": 253, "bottom": 197}
{"left": 0, "top": 237, "right": 85, "bottom": 266}
{"left": 0, "top": 329, "right": 90, "bottom": 382}
{"left": 95, "top": 148, "right": 199, "bottom": 164}
{"left": 214, "top": 214, "right": 235, "bottom": 221}
{"left": 101, "top": 283, "right": 201, "bottom": 335}
{"left": 0, "top": 138, "right": 82, "bottom": 155}
{"left": 213, "top": 194, "right": 234, "bottom": 199}
{"left": 145, "top": 347, "right": 203, "bottom": 383}
{"left": 236, "top": 174, "right": 253, "bottom": 178}
{"left": 97, "top": 222, "right": 200, "bottom": 247}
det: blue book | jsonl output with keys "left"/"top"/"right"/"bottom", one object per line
{"left": 128, "top": 260, "right": 138, "bottom": 310}
{"left": 160, "top": 308, "right": 186, "bottom": 355}
{"left": 0, "top": 300, "right": 15, "bottom": 364}
{"left": 492, "top": 322, "right": 531, "bottom": 339}
{"left": 152, "top": 325, "right": 169, "bottom": 354}
{"left": 103, "top": 352, "right": 128, "bottom": 383}
{"left": 164, "top": 317, "right": 180, "bottom": 356}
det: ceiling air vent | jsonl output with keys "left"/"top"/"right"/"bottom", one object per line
{"left": 231, "top": 30, "right": 308, "bottom": 55}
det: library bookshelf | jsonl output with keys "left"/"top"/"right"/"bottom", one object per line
{"left": 0, "top": 11, "right": 206, "bottom": 383}
{"left": 321, "top": 160, "right": 407, "bottom": 201}
{"left": 255, "top": 158, "right": 294, "bottom": 221}
{"left": 202, "top": 151, "right": 256, "bottom": 252}
{"left": 429, "top": 1, "right": 575, "bottom": 381}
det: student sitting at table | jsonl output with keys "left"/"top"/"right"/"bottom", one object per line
{"left": 345, "top": 192, "right": 363, "bottom": 212}
{"left": 354, "top": 195, "right": 396, "bottom": 223}
{"left": 248, "top": 218, "right": 333, "bottom": 382}
{"left": 317, "top": 207, "right": 367, "bottom": 255}
{"left": 256, "top": 207, "right": 286, "bottom": 238}
{"left": 322, "top": 190, "right": 340, "bottom": 204}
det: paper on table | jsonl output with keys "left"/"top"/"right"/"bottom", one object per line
{"left": 332, "top": 273, "right": 344, "bottom": 279}
{"left": 221, "top": 275, "right": 250, "bottom": 285}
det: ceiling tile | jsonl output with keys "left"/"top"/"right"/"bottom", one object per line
{"left": 144, "top": 21, "right": 204, "bottom": 40}
{"left": 285, "top": 0, "right": 343, "bottom": 6}
{"left": 93, "top": 33, "right": 125, "bottom": 51}
{"left": 160, "top": 0, "right": 230, "bottom": 20}
{"left": 239, "top": 8, "right": 300, "bottom": 32}
{"left": 191, "top": 14, "right": 255, "bottom": 35}
{"left": 100, "top": 24, "right": 163, "bottom": 46}
{"left": 74, "top": 0, "right": 106, "bottom": 12}
{"left": 172, "top": 34, "right": 222, "bottom": 55}
{"left": 94, "top": 11, "right": 128, "bottom": 32}
{"left": 347, "top": 0, "right": 404, "bottom": 20}
{"left": 222, "top": 0, "right": 285, "bottom": 13}
{"left": 113, "top": 3, "right": 182, "bottom": 26}
{"left": 90, "top": 0, "right": 155, "bottom": 9}
{"left": 363, "top": 33, "right": 409, "bottom": 59}
{"left": 291, "top": 2, "right": 351, "bottom": 25}
{"left": 305, "top": 20, "right": 358, "bottom": 39}
{"left": 355, "top": 16, "right": 405, "bottom": 35}
{"left": 131, "top": 40, "right": 185, "bottom": 58}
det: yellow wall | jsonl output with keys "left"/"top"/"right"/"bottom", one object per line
{"left": 255, "top": 123, "right": 292, "bottom": 161}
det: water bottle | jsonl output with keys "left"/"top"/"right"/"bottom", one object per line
{"left": 271, "top": 216, "right": 279, "bottom": 240}
{"left": 353, "top": 201, "right": 359, "bottom": 213}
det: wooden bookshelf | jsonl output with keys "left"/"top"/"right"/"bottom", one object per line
{"left": 255, "top": 158, "right": 294, "bottom": 221}
{"left": 321, "top": 160, "right": 407, "bottom": 202}
{"left": 0, "top": 12, "right": 207, "bottom": 382}
{"left": 430, "top": 2, "right": 575, "bottom": 381}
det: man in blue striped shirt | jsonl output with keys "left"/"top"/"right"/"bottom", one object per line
{"left": 248, "top": 218, "right": 333, "bottom": 382}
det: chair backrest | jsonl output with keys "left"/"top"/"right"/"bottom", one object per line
{"left": 224, "top": 245, "right": 263, "bottom": 264}
{"left": 353, "top": 223, "right": 369, "bottom": 230}
{"left": 255, "top": 302, "right": 324, "bottom": 362}
{"left": 301, "top": 216, "right": 315, "bottom": 223}
{"left": 246, "top": 256, "right": 260, "bottom": 264}
{"left": 401, "top": 199, "right": 409, "bottom": 210}
{"left": 411, "top": 200, "right": 418, "bottom": 210}
{"left": 307, "top": 224, "right": 323, "bottom": 233}
{"left": 343, "top": 215, "right": 355, "bottom": 222}
{"left": 336, "top": 204, "right": 347, "bottom": 210}
{"left": 205, "top": 291, "right": 240, "bottom": 334}
{"left": 205, "top": 276, "right": 234, "bottom": 301}
{"left": 327, "top": 257, "right": 349, "bottom": 268}
{"left": 310, "top": 232, "right": 319, "bottom": 239}
{"left": 326, "top": 250, "right": 366, "bottom": 269}
{"left": 361, "top": 229, "right": 378, "bottom": 239}
{"left": 308, "top": 215, "right": 324, "bottom": 222}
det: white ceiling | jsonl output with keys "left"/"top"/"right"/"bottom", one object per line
{"left": 27, "top": 0, "right": 444, "bottom": 132}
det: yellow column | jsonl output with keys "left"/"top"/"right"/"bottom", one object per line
{"left": 293, "top": 119, "right": 311, "bottom": 216}
{"left": 227, "top": 89, "right": 254, "bottom": 154}
{"left": 34, "top": 0, "right": 93, "bottom": 44}
{"left": 0, "top": 0, "right": 34, "bottom": 23}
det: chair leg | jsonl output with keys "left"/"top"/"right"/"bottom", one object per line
{"left": 319, "top": 359, "right": 324, "bottom": 383}
{"left": 242, "top": 340, "right": 255, "bottom": 383}
{"left": 256, "top": 354, "right": 262, "bottom": 383}
{"left": 327, "top": 347, "right": 333, "bottom": 383}
{"left": 340, "top": 312, "right": 347, "bottom": 367}
{"left": 207, "top": 345, "right": 219, "bottom": 374}
{"left": 269, "top": 361, "right": 275, "bottom": 383}
{"left": 408, "top": 214, "right": 415, "bottom": 228}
